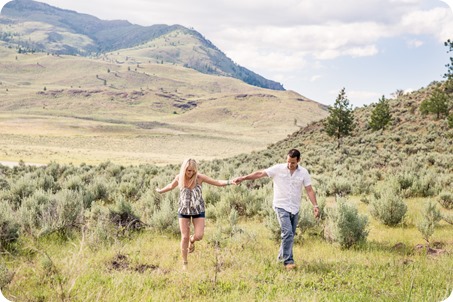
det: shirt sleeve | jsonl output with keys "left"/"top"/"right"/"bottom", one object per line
{"left": 264, "top": 164, "right": 279, "bottom": 178}
{"left": 302, "top": 168, "right": 312, "bottom": 187}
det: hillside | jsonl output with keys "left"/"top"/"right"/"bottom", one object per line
{"left": 0, "top": 43, "right": 327, "bottom": 165}
{"left": 205, "top": 82, "right": 452, "bottom": 201}
{"left": 0, "top": 0, "right": 284, "bottom": 90}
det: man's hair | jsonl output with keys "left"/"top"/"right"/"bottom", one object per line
{"left": 287, "top": 149, "right": 300, "bottom": 160}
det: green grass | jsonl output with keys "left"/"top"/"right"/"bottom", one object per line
{"left": 2, "top": 215, "right": 452, "bottom": 302}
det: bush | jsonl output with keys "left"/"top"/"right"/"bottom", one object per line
{"left": 438, "top": 191, "right": 453, "bottom": 209}
{"left": 19, "top": 189, "right": 84, "bottom": 237}
{"left": 325, "top": 176, "right": 352, "bottom": 197}
{"left": 324, "top": 199, "right": 369, "bottom": 249}
{"left": 369, "top": 178, "right": 407, "bottom": 226}
{"left": 85, "top": 201, "right": 117, "bottom": 248}
{"left": 7, "top": 176, "right": 38, "bottom": 209}
{"left": 263, "top": 198, "right": 281, "bottom": 242}
{"left": 417, "top": 200, "right": 441, "bottom": 243}
{"left": 149, "top": 197, "right": 179, "bottom": 235}
{"left": 0, "top": 201, "right": 20, "bottom": 251}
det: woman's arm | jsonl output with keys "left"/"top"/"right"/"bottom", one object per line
{"left": 197, "top": 173, "right": 231, "bottom": 187}
{"left": 156, "top": 175, "right": 179, "bottom": 193}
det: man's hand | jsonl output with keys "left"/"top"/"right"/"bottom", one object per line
{"left": 314, "top": 207, "right": 320, "bottom": 218}
{"left": 231, "top": 176, "right": 244, "bottom": 185}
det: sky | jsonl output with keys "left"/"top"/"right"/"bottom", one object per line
{"left": 0, "top": 0, "right": 452, "bottom": 107}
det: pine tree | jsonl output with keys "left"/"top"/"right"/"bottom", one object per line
{"left": 420, "top": 86, "right": 449, "bottom": 119}
{"left": 324, "top": 88, "right": 355, "bottom": 148}
{"left": 369, "top": 95, "right": 392, "bottom": 131}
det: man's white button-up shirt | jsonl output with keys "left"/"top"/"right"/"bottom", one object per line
{"left": 265, "top": 163, "right": 312, "bottom": 214}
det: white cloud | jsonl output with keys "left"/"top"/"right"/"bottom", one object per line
{"left": 406, "top": 39, "right": 424, "bottom": 48}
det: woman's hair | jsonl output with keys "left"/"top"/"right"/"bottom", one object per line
{"left": 178, "top": 158, "right": 198, "bottom": 189}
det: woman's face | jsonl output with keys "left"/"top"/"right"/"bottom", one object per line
{"left": 185, "top": 165, "right": 196, "bottom": 179}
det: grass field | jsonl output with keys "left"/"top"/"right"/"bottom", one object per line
{"left": 2, "top": 197, "right": 452, "bottom": 302}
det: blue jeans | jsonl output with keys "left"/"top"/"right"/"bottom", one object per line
{"left": 275, "top": 207, "right": 299, "bottom": 265}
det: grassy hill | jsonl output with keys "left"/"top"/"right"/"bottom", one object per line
{"left": 0, "top": 43, "right": 327, "bottom": 165}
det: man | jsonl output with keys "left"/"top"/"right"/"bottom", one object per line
{"left": 233, "top": 149, "right": 319, "bottom": 270}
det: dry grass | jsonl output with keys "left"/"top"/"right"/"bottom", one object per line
{"left": 0, "top": 44, "right": 327, "bottom": 166}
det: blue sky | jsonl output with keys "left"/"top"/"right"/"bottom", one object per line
{"left": 0, "top": 0, "right": 452, "bottom": 107}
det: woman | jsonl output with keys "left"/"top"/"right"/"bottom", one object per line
{"left": 156, "top": 158, "right": 232, "bottom": 269}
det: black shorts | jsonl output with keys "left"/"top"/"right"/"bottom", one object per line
{"left": 178, "top": 212, "right": 206, "bottom": 219}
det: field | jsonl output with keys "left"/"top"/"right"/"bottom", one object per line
{"left": 0, "top": 43, "right": 327, "bottom": 166}
{"left": 2, "top": 196, "right": 452, "bottom": 302}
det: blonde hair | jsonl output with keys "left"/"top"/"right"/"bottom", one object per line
{"left": 178, "top": 158, "right": 198, "bottom": 189}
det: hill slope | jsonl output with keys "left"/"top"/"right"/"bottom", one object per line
{"left": 0, "top": 44, "right": 327, "bottom": 165}
{"left": 0, "top": 0, "right": 284, "bottom": 90}
{"left": 208, "top": 82, "right": 452, "bottom": 200}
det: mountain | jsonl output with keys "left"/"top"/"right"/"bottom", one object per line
{"left": 0, "top": 0, "right": 284, "bottom": 90}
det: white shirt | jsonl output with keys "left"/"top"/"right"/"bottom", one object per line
{"left": 265, "top": 163, "right": 312, "bottom": 214}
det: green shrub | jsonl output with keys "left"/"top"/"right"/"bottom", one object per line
{"left": 0, "top": 263, "right": 14, "bottom": 290}
{"left": 326, "top": 176, "right": 352, "bottom": 197}
{"left": 149, "top": 197, "right": 179, "bottom": 235}
{"left": 263, "top": 198, "right": 280, "bottom": 242}
{"left": 417, "top": 200, "right": 442, "bottom": 243}
{"left": 437, "top": 191, "right": 453, "bottom": 209}
{"left": 297, "top": 201, "right": 321, "bottom": 234}
{"left": 369, "top": 178, "right": 407, "bottom": 226}
{"left": 7, "top": 176, "right": 38, "bottom": 209}
{"left": 20, "top": 189, "right": 84, "bottom": 237}
{"left": 324, "top": 199, "right": 369, "bottom": 249}
{"left": 85, "top": 201, "right": 117, "bottom": 248}
{"left": 0, "top": 201, "right": 20, "bottom": 251}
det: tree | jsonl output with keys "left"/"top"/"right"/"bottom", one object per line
{"left": 444, "top": 39, "right": 453, "bottom": 82}
{"left": 419, "top": 86, "right": 450, "bottom": 119}
{"left": 324, "top": 88, "right": 355, "bottom": 148}
{"left": 369, "top": 95, "right": 392, "bottom": 131}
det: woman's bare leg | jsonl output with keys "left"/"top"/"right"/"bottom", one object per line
{"left": 192, "top": 217, "right": 205, "bottom": 243}
{"left": 179, "top": 218, "right": 190, "bottom": 267}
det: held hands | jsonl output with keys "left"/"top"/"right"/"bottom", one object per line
{"left": 313, "top": 206, "right": 320, "bottom": 218}
{"left": 231, "top": 176, "right": 245, "bottom": 185}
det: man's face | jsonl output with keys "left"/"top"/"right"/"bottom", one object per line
{"left": 286, "top": 155, "right": 299, "bottom": 171}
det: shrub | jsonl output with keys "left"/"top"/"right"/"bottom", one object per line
{"left": 298, "top": 201, "right": 322, "bottom": 234}
{"left": 149, "top": 197, "right": 179, "bottom": 235}
{"left": 0, "top": 263, "right": 14, "bottom": 290}
{"left": 263, "top": 198, "right": 281, "bottom": 242}
{"left": 324, "top": 199, "right": 369, "bottom": 249}
{"left": 85, "top": 202, "right": 117, "bottom": 248}
{"left": 437, "top": 191, "right": 453, "bottom": 209}
{"left": 7, "top": 176, "right": 38, "bottom": 209}
{"left": 326, "top": 176, "right": 352, "bottom": 197}
{"left": 369, "top": 178, "right": 407, "bottom": 226}
{"left": 20, "top": 189, "right": 84, "bottom": 237}
{"left": 0, "top": 201, "right": 20, "bottom": 251}
{"left": 417, "top": 200, "right": 441, "bottom": 243}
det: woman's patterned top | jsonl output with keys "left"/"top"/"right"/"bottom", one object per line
{"left": 178, "top": 183, "right": 205, "bottom": 215}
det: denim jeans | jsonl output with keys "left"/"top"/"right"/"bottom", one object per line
{"left": 275, "top": 207, "right": 299, "bottom": 265}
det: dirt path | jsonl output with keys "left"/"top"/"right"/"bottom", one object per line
{"left": 0, "top": 161, "right": 46, "bottom": 168}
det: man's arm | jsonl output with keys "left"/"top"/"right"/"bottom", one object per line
{"left": 305, "top": 185, "right": 319, "bottom": 217}
{"left": 232, "top": 170, "right": 268, "bottom": 184}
